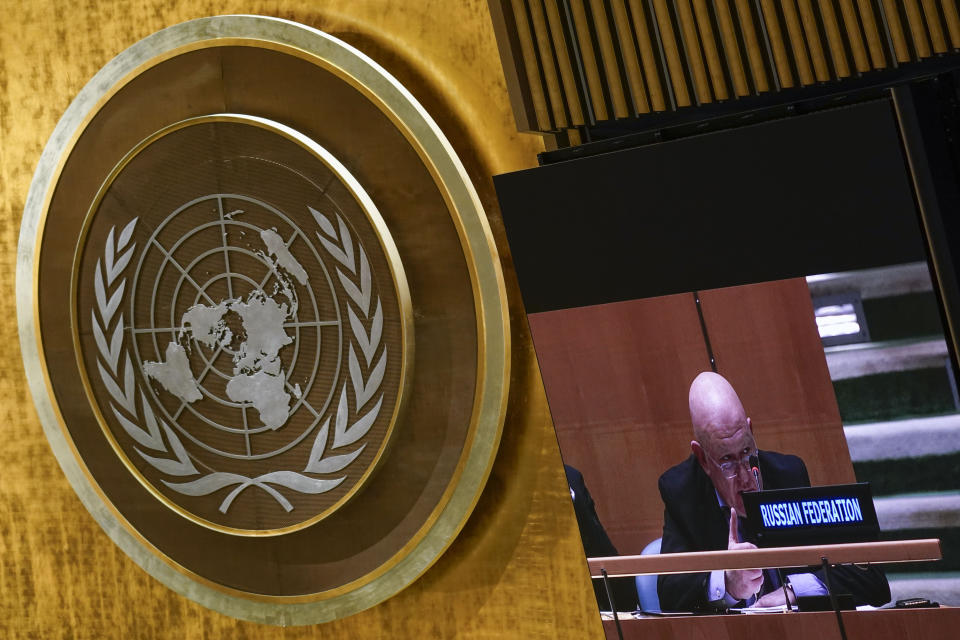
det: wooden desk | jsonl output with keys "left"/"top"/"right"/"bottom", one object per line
{"left": 588, "top": 539, "right": 943, "bottom": 577}
{"left": 590, "top": 540, "right": 946, "bottom": 640}
{"left": 603, "top": 607, "right": 959, "bottom": 640}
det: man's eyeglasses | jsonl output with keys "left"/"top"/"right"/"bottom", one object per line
{"left": 706, "top": 450, "right": 758, "bottom": 479}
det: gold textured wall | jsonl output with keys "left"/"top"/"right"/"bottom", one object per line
{"left": 0, "top": 1, "right": 603, "bottom": 637}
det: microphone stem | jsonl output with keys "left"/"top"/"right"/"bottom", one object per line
{"left": 749, "top": 454, "right": 762, "bottom": 491}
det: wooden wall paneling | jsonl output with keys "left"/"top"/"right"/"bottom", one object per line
{"left": 698, "top": 279, "right": 856, "bottom": 487}
{"left": 1, "top": 1, "right": 606, "bottom": 637}
{"left": 509, "top": 0, "right": 556, "bottom": 130}
{"left": 819, "top": 0, "right": 855, "bottom": 77}
{"left": 611, "top": 0, "right": 653, "bottom": 114}
{"left": 796, "top": 0, "right": 833, "bottom": 81}
{"left": 759, "top": 0, "right": 799, "bottom": 88}
{"left": 673, "top": 0, "right": 715, "bottom": 104}
{"left": 880, "top": 0, "right": 915, "bottom": 61}
{"left": 528, "top": 0, "right": 570, "bottom": 128}
{"left": 569, "top": 0, "right": 613, "bottom": 121}
{"left": 543, "top": 0, "right": 588, "bottom": 125}
{"left": 903, "top": 0, "right": 934, "bottom": 57}
{"left": 488, "top": 0, "right": 543, "bottom": 131}
{"left": 734, "top": 0, "right": 774, "bottom": 92}
{"left": 627, "top": 0, "right": 670, "bottom": 110}
{"left": 837, "top": 0, "right": 872, "bottom": 72}
{"left": 587, "top": 0, "right": 633, "bottom": 117}
{"left": 692, "top": 0, "right": 732, "bottom": 100}
{"left": 714, "top": 0, "right": 752, "bottom": 97}
{"left": 921, "top": 0, "right": 950, "bottom": 52}
{"left": 943, "top": 0, "right": 960, "bottom": 48}
{"left": 528, "top": 295, "right": 711, "bottom": 554}
{"left": 780, "top": 0, "right": 819, "bottom": 85}
{"left": 491, "top": 0, "right": 960, "bottom": 138}
{"left": 856, "top": 0, "right": 890, "bottom": 68}
{"left": 652, "top": 0, "right": 695, "bottom": 106}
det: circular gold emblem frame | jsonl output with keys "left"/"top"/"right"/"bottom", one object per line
{"left": 17, "top": 15, "right": 509, "bottom": 624}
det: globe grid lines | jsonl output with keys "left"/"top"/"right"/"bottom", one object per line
{"left": 142, "top": 222, "right": 320, "bottom": 455}
{"left": 142, "top": 205, "right": 333, "bottom": 457}
{"left": 164, "top": 250, "right": 316, "bottom": 439}
{"left": 156, "top": 243, "right": 325, "bottom": 405}
{"left": 129, "top": 193, "right": 343, "bottom": 462}
{"left": 91, "top": 199, "right": 393, "bottom": 518}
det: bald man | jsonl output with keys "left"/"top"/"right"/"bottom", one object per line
{"left": 656, "top": 372, "right": 889, "bottom": 611}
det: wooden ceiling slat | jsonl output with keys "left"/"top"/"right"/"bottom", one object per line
{"left": 528, "top": 0, "right": 570, "bottom": 127}
{"left": 652, "top": 0, "right": 695, "bottom": 106}
{"left": 819, "top": 0, "right": 854, "bottom": 77}
{"left": 781, "top": 0, "right": 818, "bottom": 85}
{"left": 490, "top": 0, "right": 960, "bottom": 141}
{"left": 569, "top": 0, "right": 612, "bottom": 120}
{"left": 692, "top": 0, "right": 731, "bottom": 100}
{"left": 508, "top": 0, "right": 554, "bottom": 129}
{"left": 856, "top": 0, "right": 890, "bottom": 68}
{"left": 673, "top": 0, "right": 715, "bottom": 103}
{"left": 627, "top": 0, "right": 669, "bottom": 110}
{"left": 714, "top": 0, "right": 752, "bottom": 96}
{"left": 903, "top": 0, "right": 933, "bottom": 57}
{"left": 588, "top": 0, "right": 633, "bottom": 117}
{"left": 941, "top": 0, "right": 960, "bottom": 48}
{"left": 611, "top": 0, "right": 653, "bottom": 113}
{"left": 543, "top": 0, "right": 588, "bottom": 125}
{"left": 797, "top": 0, "right": 833, "bottom": 81}
{"left": 879, "top": 0, "right": 915, "bottom": 61}
{"left": 921, "top": 0, "right": 950, "bottom": 52}
{"left": 837, "top": 0, "right": 871, "bottom": 72}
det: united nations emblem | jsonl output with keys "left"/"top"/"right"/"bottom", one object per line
{"left": 77, "top": 116, "right": 410, "bottom": 534}
{"left": 18, "top": 16, "right": 509, "bottom": 624}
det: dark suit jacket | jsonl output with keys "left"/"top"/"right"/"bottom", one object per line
{"left": 656, "top": 451, "right": 890, "bottom": 611}
{"left": 565, "top": 465, "right": 638, "bottom": 611}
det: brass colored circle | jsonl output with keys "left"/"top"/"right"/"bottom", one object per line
{"left": 17, "top": 16, "right": 509, "bottom": 624}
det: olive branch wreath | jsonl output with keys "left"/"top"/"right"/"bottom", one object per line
{"left": 92, "top": 207, "right": 386, "bottom": 515}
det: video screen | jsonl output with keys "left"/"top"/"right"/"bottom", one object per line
{"left": 493, "top": 99, "right": 959, "bottom": 620}
{"left": 527, "top": 263, "right": 958, "bottom": 613}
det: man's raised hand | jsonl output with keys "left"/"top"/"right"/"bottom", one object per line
{"left": 724, "top": 509, "right": 764, "bottom": 600}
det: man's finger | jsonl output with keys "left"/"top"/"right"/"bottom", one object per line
{"left": 728, "top": 509, "right": 739, "bottom": 545}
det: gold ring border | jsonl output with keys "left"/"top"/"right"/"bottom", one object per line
{"left": 17, "top": 15, "right": 510, "bottom": 624}
{"left": 69, "top": 113, "right": 415, "bottom": 537}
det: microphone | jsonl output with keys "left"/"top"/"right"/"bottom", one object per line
{"left": 749, "top": 454, "right": 762, "bottom": 491}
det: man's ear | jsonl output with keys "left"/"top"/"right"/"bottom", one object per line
{"left": 691, "top": 440, "right": 706, "bottom": 467}
{"left": 746, "top": 416, "right": 752, "bottom": 434}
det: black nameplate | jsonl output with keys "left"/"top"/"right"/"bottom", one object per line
{"left": 741, "top": 483, "right": 880, "bottom": 548}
